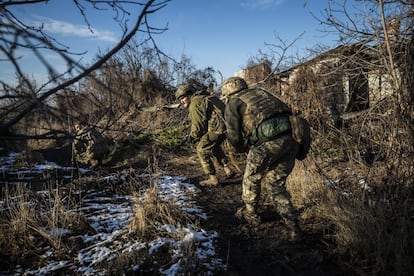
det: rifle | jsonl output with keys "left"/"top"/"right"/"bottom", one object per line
{"left": 224, "top": 140, "right": 243, "bottom": 173}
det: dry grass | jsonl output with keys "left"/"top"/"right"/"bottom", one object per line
{"left": 115, "top": 169, "right": 203, "bottom": 274}
{"left": 129, "top": 182, "right": 192, "bottom": 239}
{"left": 0, "top": 184, "right": 39, "bottom": 259}
{"left": 288, "top": 142, "right": 414, "bottom": 275}
{"left": 282, "top": 62, "right": 414, "bottom": 274}
{"left": 3, "top": 43, "right": 414, "bottom": 274}
{"left": 0, "top": 182, "right": 88, "bottom": 267}
{"left": 314, "top": 185, "right": 414, "bottom": 274}
{"left": 0, "top": 157, "right": 201, "bottom": 273}
{"left": 121, "top": 150, "right": 203, "bottom": 272}
{"left": 288, "top": 159, "right": 325, "bottom": 208}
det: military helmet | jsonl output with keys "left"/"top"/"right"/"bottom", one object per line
{"left": 221, "top": 77, "right": 248, "bottom": 96}
{"left": 175, "top": 84, "right": 196, "bottom": 100}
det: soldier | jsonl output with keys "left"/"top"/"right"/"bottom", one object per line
{"left": 221, "top": 76, "right": 302, "bottom": 239}
{"left": 72, "top": 123, "right": 110, "bottom": 167}
{"left": 176, "top": 83, "right": 236, "bottom": 187}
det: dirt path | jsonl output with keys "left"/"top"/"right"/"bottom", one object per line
{"left": 194, "top": 181, "right": 343, "bottom": 275}
{"left": 162, "top": 149, "right": 350, "bottom": 276}
{"left": 36, "top": 145, "right": 350, "bottom": 275}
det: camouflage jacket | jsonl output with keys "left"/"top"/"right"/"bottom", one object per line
{"left": 224, "top": 88, "right": 292, "bottom": 153}
{"left": 188, "top": 90, "right": 226, "bottom": 142}
{"left": 73, "top": 127, "right": 94, "bottom": 155}
{"left": 73, "top": 126, "right": 108, "bottom": 159}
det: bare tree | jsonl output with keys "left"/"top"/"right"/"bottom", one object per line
{"left": 0, "top": 0, "right": 170, "bottom": 137}
{"left": 315, "top": 0, "right": 414, "bottom": 170}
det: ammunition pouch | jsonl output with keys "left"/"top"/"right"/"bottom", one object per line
{"left": 249, "top": 114, "right": 291, "bottom": 146}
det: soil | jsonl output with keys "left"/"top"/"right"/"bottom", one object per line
{"left": 158, "top": 145, "right": 351, "bottom": 276}
{"left": 34, "top": 143, "right": 351, "bottom": 276}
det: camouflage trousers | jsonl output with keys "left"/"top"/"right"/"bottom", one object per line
{"left": 196, "top": 132, "right": 228, "bottom": 175}
{"left": 242, "top": 134, "right": 299, "bottom": 221}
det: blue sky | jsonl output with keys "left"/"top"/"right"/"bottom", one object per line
{"left": 153, "top": 0, "right": 338, "bottom": 77}
{"left": 4, "top": 0, "right": 349, "bottom": 84}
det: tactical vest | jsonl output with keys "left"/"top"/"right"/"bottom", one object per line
{"left": 234, "top": 88, "right": 292, "bottom": 138}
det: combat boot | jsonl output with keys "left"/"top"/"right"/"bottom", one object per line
{"left": 199, "top": 174, "right": 219, "bottom": 187}
{"left": 235, "top": 204, "right": 261, "bottom": 226}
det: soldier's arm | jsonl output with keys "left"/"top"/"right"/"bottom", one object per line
{"left": 189, "top": 98, "right": 208, "bottom": 141}
{"left": 225, "top": 98, "right": 246, "bottom": 153}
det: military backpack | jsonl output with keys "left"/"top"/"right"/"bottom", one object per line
{"left": 205, "top": 95, "right": 227, "bottom": 135}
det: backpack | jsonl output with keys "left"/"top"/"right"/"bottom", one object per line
{"left": 206, "top": 95, "right": 227, "bottom": 134}
{"left": 289, "top": 115, "right": 311, "bottom": 160}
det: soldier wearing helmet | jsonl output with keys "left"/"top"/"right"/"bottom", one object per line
{"left": 220, "top": 76, "right": 248, "bottom": 97}
{"left": 176, "top": 82, "right": 236, "bottom": 187}
{"left": 72, "top": 122, "right": 110, "bottom": 167}
{"left": 222, "top": 76, "right": 302, "bottom": 240}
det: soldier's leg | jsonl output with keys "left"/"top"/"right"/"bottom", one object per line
{"left": 212, "top": 136, "right": 236, "bottom": 178}
{"left": 196, "top": 135, "right": 216, "bottom": 175}
{"left": 212, "top": 139, "right": 227, "bottom": 168}
{"left": 236, "top": 144, "right": 273, "bottom": 224}
{"left": 196, "top": 135, "right": 219, "bottom": 186}
{"left": 261, "top": 137, "right": 297, "bottom": 213}
{"left": 242, "top": 145, "right": 269, "bottom": 207}
{"left": 264, "top": 166, "right": 296, "bottom": 222}
{"left": 262, "top": 137, "right": 302, "bottom": 239}
{"left": 264, "top": 167, "right": 303, "bottom": 240}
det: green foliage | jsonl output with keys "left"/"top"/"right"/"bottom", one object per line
{"left": 133, "top": 124, "right": 190, "bottom": 150}
{"left": 133, "top": 132, "right": 154, "bottom": 144}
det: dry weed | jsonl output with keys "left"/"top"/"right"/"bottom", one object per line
{"left": 0, "top": 184, "right": 39, "bottom": 258}
{"left": 292, "top": 153, "right": 414, "bottom": 275}
{"left": 288, "top": 158, "right": 325, "bottom": 208}
{"left": 129, "top": 183, "right": 191, "bottom": 239}
{"left": 0, "top": 182, "right": 88, "bottom": 268}
{"left": 314, "top": 185, "right": 413, "bottom": 274}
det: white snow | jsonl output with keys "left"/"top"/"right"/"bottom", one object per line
{"left": 0, "top": 152, "right": 225, "bottom": 275}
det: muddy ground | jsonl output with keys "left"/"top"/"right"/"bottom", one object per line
{"left": 34, "top": 143, "right": 352, "bottom": 275}
{"left": 159, "top": 146, "right": 352, "bottom": 276}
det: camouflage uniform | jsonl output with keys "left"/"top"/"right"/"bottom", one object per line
{"left": 225, "top": 87, "right": 300, "bottom": 230}
{"left": 188, "top": 90, "right": 229, "bottom": 176}
{"left": 72, "top": 126, "right": 110, "bottom": 166}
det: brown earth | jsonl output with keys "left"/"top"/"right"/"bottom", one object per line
{"left": 147, "top": 144, "right": 352, "bottom": 276}
{"left": 35, "top": 143, "right": 352, "bottom": 276}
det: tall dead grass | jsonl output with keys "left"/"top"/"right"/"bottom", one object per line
{"left": 289, "top": 155, "right": 414, "bottom": 275}
{"left": 0, "top": 182, "right": 88, "bottom": 268}
{"left": 118, "top": 172, "right": 202, "bottom": 274}
{"left": 129, "top": 182, "right": 193, "bottom": 239}
{"left": 279, "top": 55, "right": 414, "bottom": 274}
{"left": 0, "top": 184, "right": 38, "bottom": 259}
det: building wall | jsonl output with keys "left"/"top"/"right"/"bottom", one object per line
{"left": 234, "top": 63, "right": 272, "bottom": 86}
{"left": 368, "top": 71, "right": 394, "bottom": 105}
